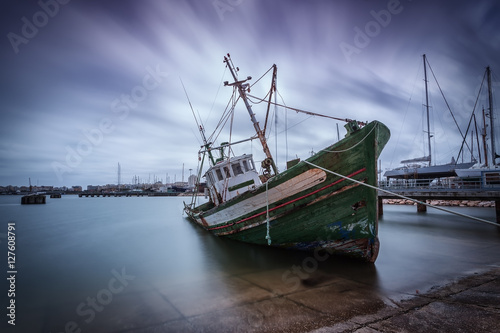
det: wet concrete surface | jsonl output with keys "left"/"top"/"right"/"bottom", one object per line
{"left": 311, "top": 266, "right": 500, "bottom": 333}
{"left": 109, "top": 266, "right": 500, "bottom": 333}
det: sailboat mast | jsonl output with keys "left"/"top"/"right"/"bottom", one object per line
{"left": 482, "top": 108, "right": 489, "bottom": 166}
{"left": 223, "top": 54, "right": 278, "bottom": 176}
{"left": 423, "top": 54, "right": 432, "bottom": 167}
{"left": 487, "top": 66, "right": 496, "bottom": 165}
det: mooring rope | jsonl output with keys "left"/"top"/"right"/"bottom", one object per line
{"left": 265, "top": 180, "right": 272, "bottom": 245}
{"left": 320, "top": 124, "right": 377, "bottom": 154}
{"left": 303, "top": 160, "right": 499, "bottom": 227}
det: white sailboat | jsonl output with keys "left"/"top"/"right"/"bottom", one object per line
{"left": 384, "top": 54, "right": 475, "bottom": 181}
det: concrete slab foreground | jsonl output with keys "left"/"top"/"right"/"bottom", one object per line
{"left": 117, "top": 267, "right": 499, "bottom": 332}
{"left": 311, "top": 266, "right": 500, "bottom": 333}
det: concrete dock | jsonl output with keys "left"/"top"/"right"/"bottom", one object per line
{"left": 311, "top": 266, "right": 500, "bottom": 333}
{"left": 105, "top": 265, "right": 499, "bottom": 333}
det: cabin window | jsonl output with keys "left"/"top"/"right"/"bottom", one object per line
{"left": 223, "top": 166, "right": 231, "bottom": 178}
{"left": 215, "top": 169, "right": 223, "bottom": 181}
{"left": 248, "top": 159, "right": 255, "bottom": 170}
{"left": 232, "top": 163, "right": 243, "bottom": 175}
{"left": 242, "top": 160, "right": 249, "bottom": 172}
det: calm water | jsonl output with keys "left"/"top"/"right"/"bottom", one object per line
{"left": 1, "top": 195, "right": 499, "bottom": 332}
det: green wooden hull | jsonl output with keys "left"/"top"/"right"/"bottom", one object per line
{"left": 185, "top": 121, "right": 390, "bottom": 262}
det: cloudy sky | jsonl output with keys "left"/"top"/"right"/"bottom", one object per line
{"left": 1, "top": 0, "right": 499, "bottom": 187}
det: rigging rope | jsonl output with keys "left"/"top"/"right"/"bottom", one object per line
{"left": 208, "top": 89, "right": 238, "bottom": 146}
{"left": 207, "top": 66, "right": 228, "bottom": 124}
{"left": 426, "top": 58, "right": 473, "bottom": 158}
{"left": 277, "top": 89, "right": 289, "bottom": 163}
{"left": 319, "top": 124, "right": 377, "bottom": 154}
{"left": 250, "top": 65, "right": 275, "bottom": 89}
{"left": 247, "top": 93, "right": 367, "bottom": 126}
{"left": 189, "top": 152, "right": 205, "bottom": 210}
{"left": 457, "top": 70, "right": 487, "bottom": 162}
{"left": 265, "top": 180, "right": 271, "bottom": 245}
{"left": 389, "top": 57, "right": 421, "bottom": 169}
{"left": 303, "top": 160, "right": 498, "bottom": 227}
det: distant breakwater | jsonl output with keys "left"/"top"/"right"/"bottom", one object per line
{"left": 382, "top": 199, "right": 495, "bottom": 208}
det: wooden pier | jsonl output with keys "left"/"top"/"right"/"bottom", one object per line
{"left": 78, "top": 192, "right": 180, "bottom": 197}
{"left": 21, "top": 194, "right": 46, "bottom": 204}
{"left": 378, "top": 177, "right": 500, "bottom": 223}
{"left": 79, "top": 192, "right": 146, "bottom": 197}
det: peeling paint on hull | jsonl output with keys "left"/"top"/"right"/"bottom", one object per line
{"left": 185, "top": 121, "right": 390, "bottom": 262}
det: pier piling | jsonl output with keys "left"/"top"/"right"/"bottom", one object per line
{"left": 417, "top": 202, "right": 427, "bottom": 212}
{"left": 21, "top": 194, "right": 46, "bottom": 204}
{"left": 378, "top": 197, "right": 383, "bottom": 216}
{"left": 496, "top": 200, "right": 500, "bottom": 224}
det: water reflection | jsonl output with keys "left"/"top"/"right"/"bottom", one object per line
{"left": 178, "top": 216, "right": 384, "bottom": 330}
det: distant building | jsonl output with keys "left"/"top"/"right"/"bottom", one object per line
{"left": 72, "top": 186, "right": 82, "bottom": 192}
{"left": 87, "top": 185, "right": 100, "bottom": 192}
{"left": 173, "top": 181, "right": 188, "bottom": 188}
{"left": 33, "top": 185, "right": 53, "bottom": 192}
{"left": 5, "top": 185, "right": 18, "bottom": 193}
{"left": 188, "top": 174, "right": 198, "bottom": 187}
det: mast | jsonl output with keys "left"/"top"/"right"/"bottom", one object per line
{"left": 223, "top": 54, "right": 278, "bottom": 176}
{"left": 487, "top": 66, "right": 496, "bottom": 165}
{"left": 263, "top": 65, "right": 278, "bottom": 135}
{"left": 473, "top": 113, "right": 482, "bottom": 164}
{"left": 117, "top": 162, "right": 121, "bottom": 190}
{"left": 482, "top": 108, "right": 489, "bottom": 166}
{"left": 423, "top": 54, "right": 432, "bottom": 167}
{"left": 470, "top": 130, "right": 473, "bottom": 163}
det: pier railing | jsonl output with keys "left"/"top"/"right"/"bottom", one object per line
{"left": 377, "top": 172, "right": 500, "bottom": 205}
{"left": 377, "top": 172, "right": 500, "bottom": 223}
{"left": 380, "top": 172, "right": 500, "bottom": 192}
